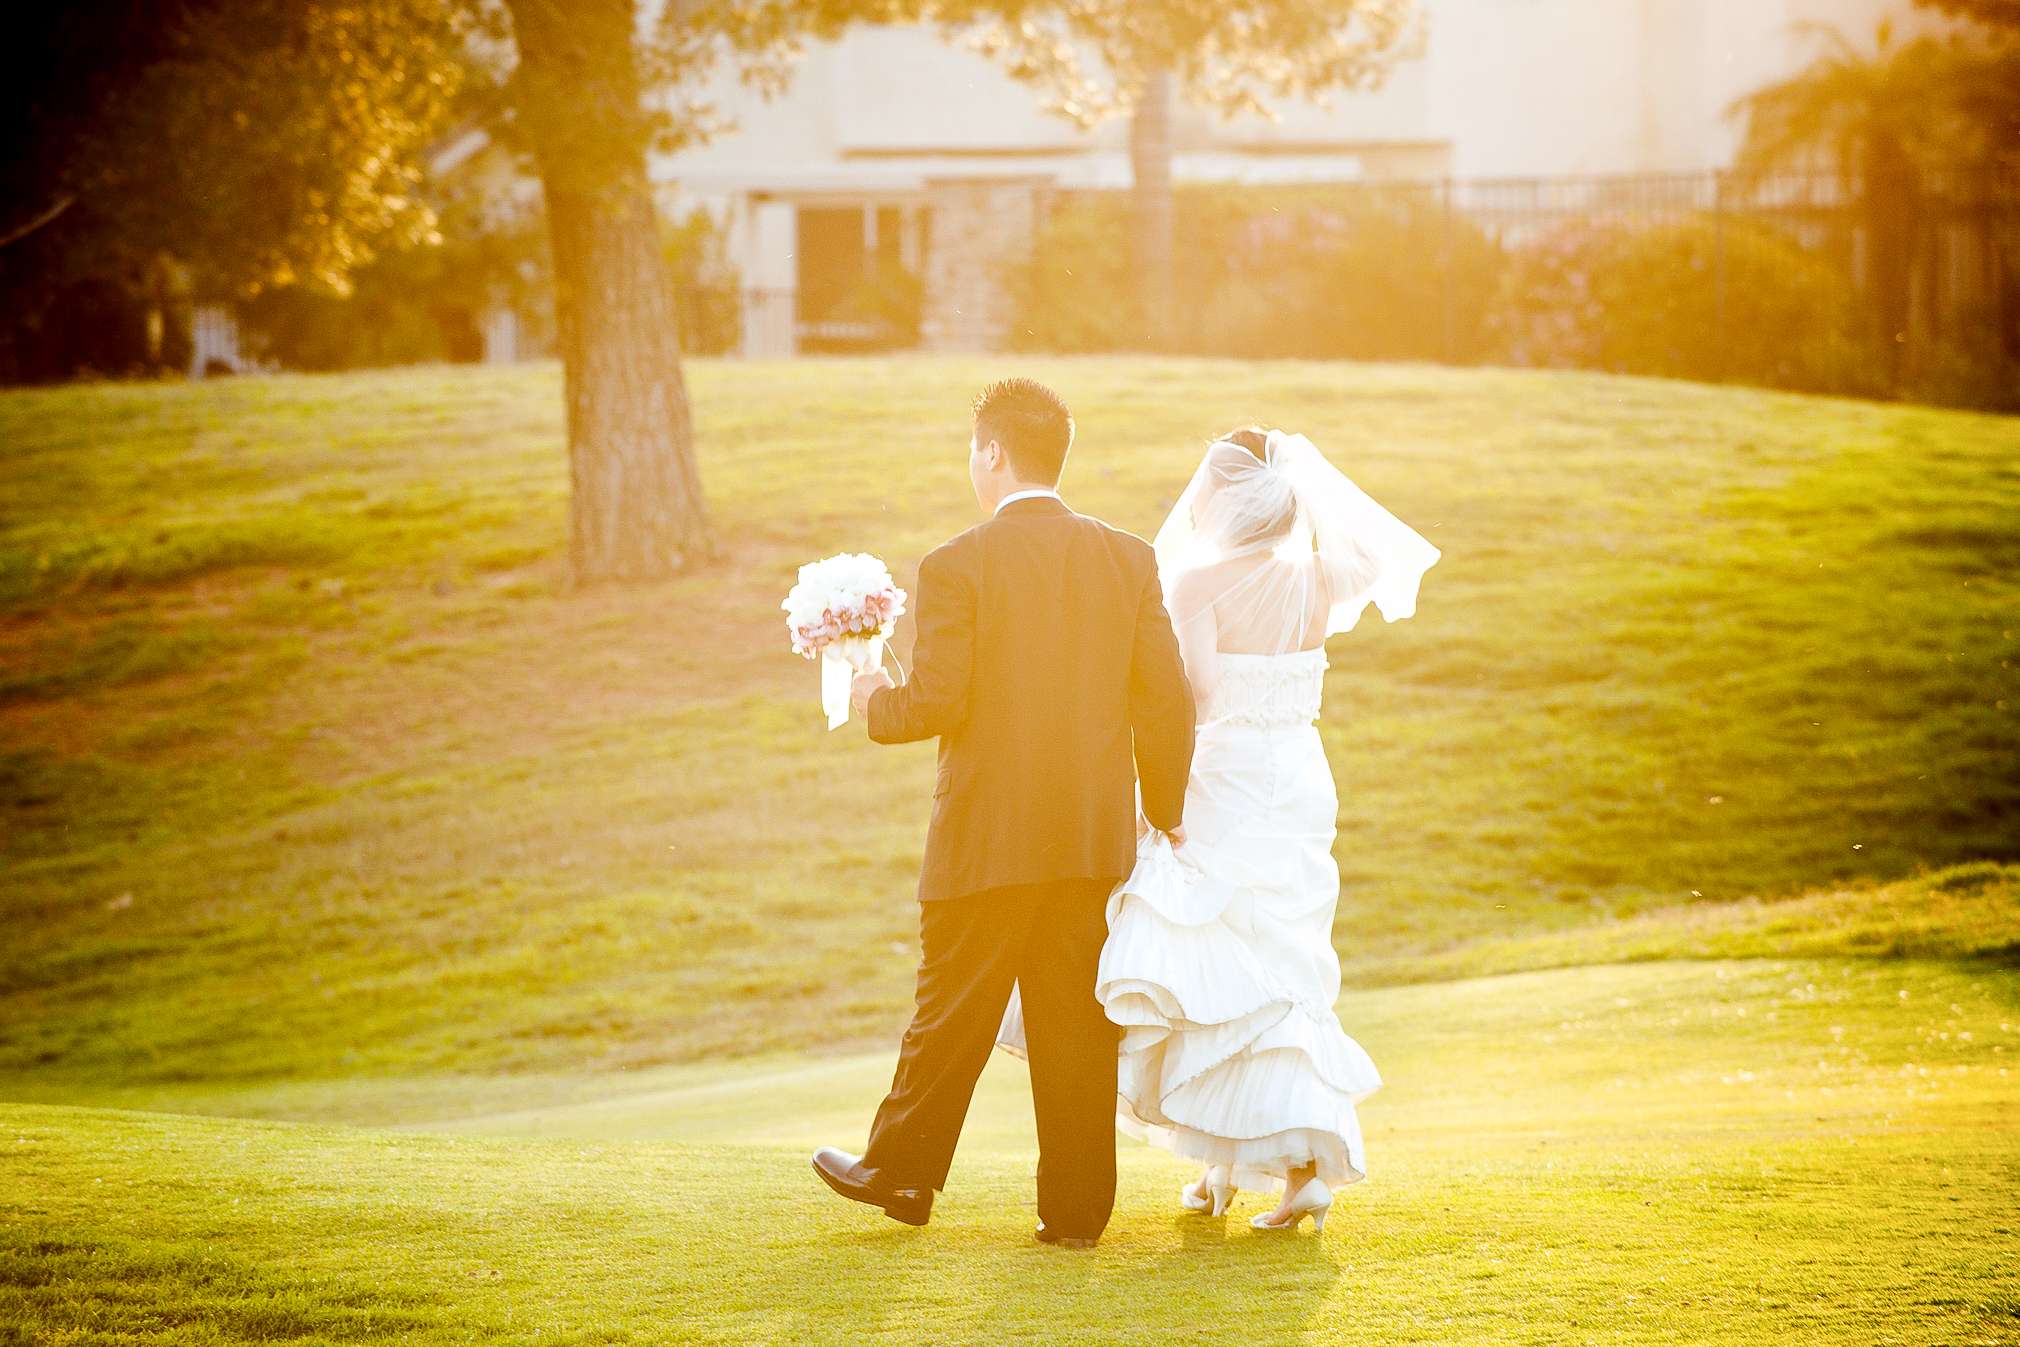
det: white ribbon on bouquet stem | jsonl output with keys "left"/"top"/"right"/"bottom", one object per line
{"left": 821, "top": 633, "right": 900, "bottom": 730}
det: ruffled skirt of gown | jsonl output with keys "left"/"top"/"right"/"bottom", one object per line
{"left": 1001, "top": 714, "right": 1381, "bottom": 1194}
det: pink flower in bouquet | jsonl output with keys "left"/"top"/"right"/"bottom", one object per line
{"left": 781, "top": 552, "right": 909, "bottom": 659}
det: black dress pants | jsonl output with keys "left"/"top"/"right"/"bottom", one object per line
{"left": 861, "top": 877, "right": 1121, "bottom": 1239}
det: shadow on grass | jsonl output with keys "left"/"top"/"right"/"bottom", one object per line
{"left": 0, "top": 1225, "right": 482, "bottom": 1344}
{"left": 747, "top": 1194, "right": 1344, "bottom": 1343}
{"left": 971, "top": 1211, "right": 1343, "bottom": 1343}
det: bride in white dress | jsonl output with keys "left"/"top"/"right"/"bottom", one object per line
{"left": 1002, "top": 425, "right": 1439, "bottom": 1233}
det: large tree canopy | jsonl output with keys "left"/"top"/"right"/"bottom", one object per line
{"left": 0, "top": 1, "right": 465, "bottom": 296}
{"left": 945, "top": 0, "right": 1417, "bottom": 126}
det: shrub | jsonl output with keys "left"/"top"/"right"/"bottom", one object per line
{"left": 234, "top": 203, "right": 742, "bottom": 369}
{"left": 818, "top": 257, "right": 924, "bottom": 352}
{"left": 1288, "top": 188, "right": 1505, "bottom": 364}
{"left": 236, "top": 199, "right": 550, "bottom": 371}
{"left": 1491, "top": 216, "right": 1884, "bottom": 396}
{"left": 1901, "top": 299, "right": 2020, "bottom": 412}
{"left": 1006, "top": 184, "right": 1505, "bottom": 362}
{"left": 664, "top": 206, "right": 743, "bottom": 356}
{"left": 1004, "top": 195, "right": 1142, "bottom": 353}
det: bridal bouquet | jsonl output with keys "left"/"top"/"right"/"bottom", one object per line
{"left": 782, "top": 552, "right": 907, "bottom": 729}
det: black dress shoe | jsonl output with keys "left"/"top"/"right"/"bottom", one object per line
{"left": 1034, "top": 1225, "right": 1098, "bottom": 1249}
{"left": 811, "top": 1147, "right": 933, "bottom": 1227}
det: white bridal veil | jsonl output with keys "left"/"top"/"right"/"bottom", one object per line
{"left": 1151, "top": 430, "right": 1440, "bottom": 687}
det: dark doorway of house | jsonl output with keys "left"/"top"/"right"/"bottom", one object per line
{"left": 796, "top": 205, "right": 922, "bottom": 353}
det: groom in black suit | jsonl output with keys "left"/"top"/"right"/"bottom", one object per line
{"left": 812, "top": 378, "right": 1195, "bottom": 1247}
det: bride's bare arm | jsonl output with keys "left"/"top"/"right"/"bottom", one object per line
{"left": 1129, "top": 562, "right": 1194, "bottom": 837}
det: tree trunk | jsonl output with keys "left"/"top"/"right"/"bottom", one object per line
{"left": 506, "top": 0, "right": 709, "bottom": 582}
{"left": 1129, "top": 69, "right": 1175, "bottom": 350}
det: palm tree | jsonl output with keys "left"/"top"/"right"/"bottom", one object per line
{"left": 1912, "top": 0, "right": 2020, "bottom": 32}
{"left": 1730, "top": 21, "right": 2020, "bottom": 384}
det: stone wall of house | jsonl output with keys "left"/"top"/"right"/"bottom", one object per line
{"left": 920, "top": 177, "right": 1049, "bottom": 352}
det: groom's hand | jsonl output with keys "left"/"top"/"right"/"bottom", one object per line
{"left": 1165, "top": 824, "right": 1188, "bottom": 850}
{"left": 850, "top": 669, "right": 895, "bottom": 717}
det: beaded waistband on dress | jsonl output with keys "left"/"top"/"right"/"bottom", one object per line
{"left": 1201, "top": 649, "right": 1327, "bottom": 729}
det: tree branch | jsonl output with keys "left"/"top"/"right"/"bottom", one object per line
{"left": 0, "top": 194, "right": 76, "bottom": 250}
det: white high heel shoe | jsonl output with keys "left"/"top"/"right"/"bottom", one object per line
{"left": 1251, "top": 1177, "right": 1331, "bottom": 1233}
{"left": 1180, "top": 1165, "right": 1236, "bottom": 1216}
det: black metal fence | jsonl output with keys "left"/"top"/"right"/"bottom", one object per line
{"left": 1442, "top": 167, "right": 2017, "bottom": 371}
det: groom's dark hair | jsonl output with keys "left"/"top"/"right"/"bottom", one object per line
{"left": 973, "top": 378, "right": 1074, "bottom": 484}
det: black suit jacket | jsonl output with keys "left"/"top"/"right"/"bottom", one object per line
{"left": 868, "top": 495, "right": 1195, "bottom": 903}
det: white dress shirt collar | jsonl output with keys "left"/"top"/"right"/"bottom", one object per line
{"left": 995, "top": 487, "right": 1063, "bottom": 515}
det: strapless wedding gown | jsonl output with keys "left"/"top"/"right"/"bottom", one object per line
{"left": 1001, "top": 646, "right": 1381, "bottom": 1192}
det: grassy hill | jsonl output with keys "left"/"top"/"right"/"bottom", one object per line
{"left": 2, "top": 358, "right": 2016, "bottom": 1345}
{"left": 2, "top": 357, "right": 2016, "bottom": 1093}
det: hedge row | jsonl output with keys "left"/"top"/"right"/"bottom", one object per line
{"left": 1003, "top": 187, "right": 2017, "bottom": 410}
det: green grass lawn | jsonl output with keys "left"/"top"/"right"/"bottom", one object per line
{"left": 1, "top": 357, "right": 2016, "bottom": 1344}
{"left": 6, "top": 954, "right": 2017, "bottom": 1345}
